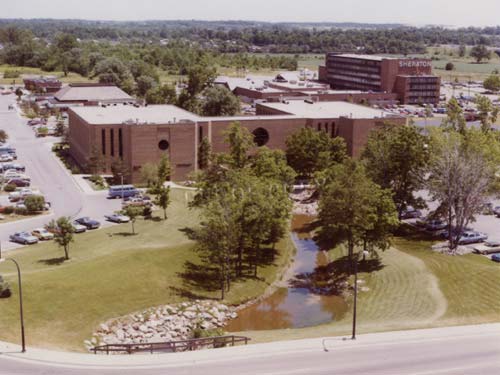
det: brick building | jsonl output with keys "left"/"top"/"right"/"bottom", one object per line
{"left": 68, "top": 101, "right": 405, "bottom": 183}
{"left": 322, "top": 54, "right": 441, "bottom": 104}
{"left": 23, "top": 76, "right": 62, "bottom": 93}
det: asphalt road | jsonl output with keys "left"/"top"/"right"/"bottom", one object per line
{"left": 0, "top": 325, "right": 499, "bottom": 374}
{"left": 0, "top": 93, "right": 121, "bottom": 251}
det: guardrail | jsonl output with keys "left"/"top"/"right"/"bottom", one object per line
{"left": 92, "top": 335, "right": 250, "bottom": 354}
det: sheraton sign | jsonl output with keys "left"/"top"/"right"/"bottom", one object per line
{"left": 399, "top": 60, "right": 432, "bottom": 68}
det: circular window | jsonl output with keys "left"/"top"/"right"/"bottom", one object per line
{"left": 158, "top": 140, "right": 169, "bottom": 151}
{"left": 252, "top": 127, "right": 269, "bottom": 147}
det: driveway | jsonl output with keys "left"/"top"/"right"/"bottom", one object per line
{"left": 0, "top": 93, "right": 122, "bottom": 251}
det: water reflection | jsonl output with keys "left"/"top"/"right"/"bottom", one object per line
{"left": 226, "top": 215, "right": 348, "bottom": 332}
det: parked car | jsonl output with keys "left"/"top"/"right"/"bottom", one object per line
{"left": 493, "top": 206, "right": 500, "bottom": 217}
{"left": 2, "top": 163, "right": 23, "bottom": 172}
{"left": 473, "top": 240, "right": 500, "bottom": 255}
{"left": 0, "top": 154, "right": 14, "bottom": 162}
{"left": 10, "top": 231, "right": 38, "bottom": 245}
{"left": 122, "top": 197, "right": 152, "bottom": 208}
{"left": 71, "top": 221, "right": 87, "bottom": 233}
{"left": 75, "top": 217, "right": 101, "bottom": 229}
{"left": 425, "top": 219, "right": 447, "bottom": 231}
{"left": 491, "top": 254, "right": 500, "bottom": 262}
{"left": 32, "top": 228, "right": 54, "bottom": 241}
{"left": 458, "top": 231, "right": 488, "bottom": 245}
{"left": 105, "top": 213, "right": 131, "bottom": 223}
{"left": 6, "top": 178, "right": 30, "bottom": 187}
{"left": 400, "top": 207, "right": 422, "bottom": 219}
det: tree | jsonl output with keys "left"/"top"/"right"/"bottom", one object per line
{"left": 136, "top": 75, "right": 157, "bottom": 97}
{"left": 53, "top": 217, "right": 74, "bottom": 260}
{"left": 155, "top": 185, "right": 171, "bottom": 220}
{"left": 122, "top": 205, "right": 142, "bottom": 235}
{"left": 201, "top": 86, "right": 241, "bottom": 116}
{"left": 186, "top": 65, "right": 217, "bottom": 97}
{"left": 317, "top": 159, "right": 397, "bottom": 269}
{"left": 223, "top": 122, "right": 254, "bottom": 169}
{"left": 86, "top": 145, "right": 105, "bottom": 175}
{"left": 93, "top": 57, "right": 135, "bottom": 93}
{"left": 483, "top": 74, "right": 500, "bottom": 93}
{"left": 445, "top": 62, "right": 455, "bottom": 71}
{"left": 157, "top": 154, "right": 171, "bottom": 185}
{"left": 145, "top": 84, "right": 176, "bottom": 105}
{"left": 251, "top": 147, "right": 296, "bottom": 187}
{"left": 285, "top": 127, "right": 346, "bottom": 177}
{"left": 0, "top": 130, "right": 8, "bottom": 143}
{"left": 0, "top": 275, "right": 11, "bottom": 298}
{"left": 198, "top": 137, "right": 212, "bottom": 170}
{"left": 475, "top": 95, "right": 499, "bottom": 133}
{"left": 24, "top": 195, "right": 45, "bottom": 213}
{"left": 441, "top": 97, "right": 466, "bottom": 134}
{"left": 426, "top": 128, "right": 500, "bottom": 252}
{"left": 110, "top": 159, "right": 130, "bottom": 185}
{"left": 140, "top": 162, "right": 158, "bottom": 187}
{"left": 470, "top": 44, "right": 491, "bottom": 63}
{"left": 361, "top": 123, "right": 428, "bottom": 218}
{"left": 458, "top": 44, "right": 467, "bottom": 57}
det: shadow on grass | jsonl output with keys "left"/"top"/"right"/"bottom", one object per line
{"left": 290, "top": 255, "right": 384, "bottom": 295}
{"left": 37, "top": 257, "right": 67, "bottom": 266}
{"left": 111, "top": 232, "right": 138, "bottom": 237}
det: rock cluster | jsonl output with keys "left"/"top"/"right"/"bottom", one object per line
{"left": 291, "top": 188, "right": 318, "bottom": 216}
{"left": 85, "top": 300, "right": 237, "bottom": 352}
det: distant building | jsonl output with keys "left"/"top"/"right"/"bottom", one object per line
{"left": 23, "top": 76, "right": 62, "bottom": 93}
{"left": 322, "top": 53, "right": 441, "bottom": 104}
{"left": 47, "top": 83, "right": 135, "bottom": 110}
{"left": 68, "top": 101, "right": 405, "bottom": 182}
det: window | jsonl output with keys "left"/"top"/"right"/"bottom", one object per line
{"left": 158, "top": 140, "right": 169, "bottom": 151}
{"left": 317, "top": 122, "right": 322, "bottom": 131}
{"left": 101, "top": 129, "right": 106, "bottom": 155}
{"left": 252, "top": 128, "right": 269, "bottom": 147}
{"left": 110, "top": 129, "right": 114, "bottom": 157}
{"left": 331, "top": 122, "right": 336, "bottom": 137}
{"left": 118, "top": 129, "right": 123, "bottom": 159}
{"left": 198, "top": 125, "right": 203, "bottom": 140}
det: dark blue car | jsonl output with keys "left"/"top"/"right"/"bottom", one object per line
{"left": 491, "top": 254, "right": 500, "bottom": 263}
{"left": 75, "top": 217, "right": 101, "bottom": 230}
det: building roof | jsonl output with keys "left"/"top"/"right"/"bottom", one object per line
{"left": 70, "top": 105, "right": 200, "bottom": 125}
{"left": 54, "top": 84, "right": 133, "bottom": 102}
{"left": 329, "top": 53, "right": 394, "bottom": 62}
{"left": 258, "top": 100, "right": 395, "bottom": 119}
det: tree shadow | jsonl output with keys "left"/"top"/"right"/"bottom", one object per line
{"left": 112, "top": 232, "right": 138, "bottom": 237}
{"left": 170, "top": 261, "right": 221, "bottom": 300}
{"left": 37, "top": 257, "right": 67, "bottom": 266}
{"left": 178, "top": 227, "right": 197, "bottom": 241}
{"left": 289, "top": 255, "right": 384, "bottom": 295}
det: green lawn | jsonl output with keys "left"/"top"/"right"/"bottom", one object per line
{"left": 0, "top": 64, "right": 95, "bottom": 84}
{"left": 0, "top": 188, "right": 294, "bottom": 351}
{"left": 235, "top": 231, "right": 500, "bottom": 344}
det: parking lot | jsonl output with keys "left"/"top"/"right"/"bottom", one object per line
{"left": 0, "top": 90, "right": 123, "bottom": 251}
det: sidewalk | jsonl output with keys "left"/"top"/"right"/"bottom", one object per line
{"left": 1, "top": 323, "right": 499, "bottom": 370}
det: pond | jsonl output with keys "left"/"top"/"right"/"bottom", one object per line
{"left": 226, "top": 215, "right": 348, "bottom": 332}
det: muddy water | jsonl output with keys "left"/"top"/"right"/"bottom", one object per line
{"left": 226, "top": 215, "right": 348, "bottom": 332}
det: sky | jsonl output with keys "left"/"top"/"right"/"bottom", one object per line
{"left": 2, "top": 0, "right": 499, "bottom": 27}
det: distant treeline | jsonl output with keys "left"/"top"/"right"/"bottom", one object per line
{"left": 0, "top": 19, "right": 498, "bottom": 54}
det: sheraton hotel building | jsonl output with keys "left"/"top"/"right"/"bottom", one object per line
{"left": 68, "top": 54, "right": 440, "bottom": 182}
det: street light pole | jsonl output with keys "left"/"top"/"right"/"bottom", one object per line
{"left": 0, "top": 258, "right": 26, "bottom": 352}
{"left": 351, "top": 250, "right": 369, "bottom": 341}
{"left": 121, "top": 174, "right": 124, "bottom": 200}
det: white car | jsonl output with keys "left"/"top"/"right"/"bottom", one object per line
{"left": 0, "top": 154, "right": 14, "bottom": 162}
{"left": 32, "top": 228, "right": 54, "bottom": 241}
{"left": 473, "top": 240, "right": 500, "bottom": 255}
{"left": 105, "top": 213, "right": 131, "bottom": 223}
{"left": 71, "top": 221, "right": 87, "bottom": 233}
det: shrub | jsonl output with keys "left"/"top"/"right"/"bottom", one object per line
{"left": 2, "top": 206, "right": 15, "bottom": 214}
{"left": 445, "top": 62, "right": 455, "bottom": 71}
{"left": 24, "top": 195, "right": 45, "bottom": 213}
{"left": 143, "top": 206, "right": 152, "bottom": 219}
{"left": 3, "top": 184, "right": 16, "bottom": 192}
{"left": 89, "top": 174, "right": 105, "bottom": 187}
{"left": 14, "top": 207, "right": 28, "bottom": 215}
{"left": 0, "top": 275, "right": 11, "bottom": 299}
{"left": 3, "top": 70, "right": 20, "bottom": 79}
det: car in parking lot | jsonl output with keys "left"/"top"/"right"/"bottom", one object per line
{"left": 104, "top": 213, "right": 131, "bottom": 223}
{"left": 458, "top": 231, "right": 488, "bottom": 245}
{"left": 71, "top": 221, "right": 87, "bottom": 233}
{"left": 10, "top": 231, "right": 39, "bottom": 245}
{"left": 473, "top": 240, "right": 500, "bottom": 255}
{"left": 400, "top": 207, "right": 422, "bottom": 219}
{"left": 424, "top": 219, "right": 447, "bottom": 231}
{"left": 491, "top": 254, "right": 500, "bottom": 262}
{"left": 6, "top": 178, "right": 30, "bottom": 187}
{"left": 0, "top": 154, "right": 14, "bottom": 162}
{"left": 32, "top": 228, "right": 54, "bottom": 241}
{"left": 2, "top": 163, "right": 25, "bottom": 172}
{"left": 75, "top": 217, "right": 101, "bottom": 229}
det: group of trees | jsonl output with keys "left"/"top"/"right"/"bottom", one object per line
{"left": 192, "top": 122, "right": 294, "bottom": 299}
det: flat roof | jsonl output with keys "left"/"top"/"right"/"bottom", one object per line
{"left": 329, "top": 54, "right": 392, "bottom": 62}
{"left": 258, "top": 101, "right": 395, "bottom": 119}
{"left": 70, "top": 105, "right": 201, "bottom": 125}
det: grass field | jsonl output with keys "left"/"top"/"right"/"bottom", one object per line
{"left": 0, "top": 65, "right": 95, "bottom": 85}
{"left": 235, "top": 229, "right": 500, "bottom": 344}
{"left": 0, "top": 188, "right": 294, "bottom": 351}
